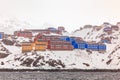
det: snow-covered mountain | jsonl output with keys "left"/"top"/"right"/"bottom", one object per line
{"left": 0, "top": 19, "right": 120, "bottom": 69}
{"left": 0, "top": 15, "right": 32, "bottom": 34}
{"left": 71, "top": 25, "right": 120, "bottom": 69}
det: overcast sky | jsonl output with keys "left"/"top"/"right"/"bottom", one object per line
{"left": 0, "top": 0, "right": 120, "bottom": 32}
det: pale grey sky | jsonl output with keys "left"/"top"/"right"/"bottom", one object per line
{"left": 0, "top": 0, "right": 120, "bottom": 32}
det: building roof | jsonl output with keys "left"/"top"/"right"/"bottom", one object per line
{"left": 25, "top": 29, "right": 49, "bottom": 32}
{"left": 15, "top": 31, "right": 32, "bottom": 33}
{"left": 47, "top": 27, "right": 57, "bottom": 30}
{"left": 22, "top": 42, "right": 33, "bottom": 46}
{"left": 36, "top": 44, "right": 46, "bottom": 46}
{"left": 101, "top": 37, "right": 111, "bottom": 40}
{"left": 117, "top": 22, "right": 120, "bottom": 24}
{"left": 103, "top": 27, "right": 112, "bottom": 31}
{"left": 111, "top": 25, "right": 119, "bottom": 28}
{"left": 86, "top": 41, "right": 98, "bottom": 45}
{"left": 37, "top": 39, "right": 48, "bottom": 42}
{"left": 103, "top": 22, "right": 110, "bottom": 25}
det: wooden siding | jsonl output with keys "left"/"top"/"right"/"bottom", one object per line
{"left": 35, "top": 44, "right": 46, "bottom": 51}
{"left": 48, "top": 40, "right": 71, "bottom": 45}
{"left": 35, "top": 40, "right": 48, "bottom": 45}
{"left": 14, "top": 31, "right": 32, "bottom": 38}
{"left": 48, "top": 44, "right": 73, "bottom": 50}
{"left": 22, "top": 45, "right": 32, "bottom": 52}
{"left": 22, "top": 42, "right": 47, "bottom": 52}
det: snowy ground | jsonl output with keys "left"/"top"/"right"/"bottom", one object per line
{"left": 0, "top": 43, "right": 119, "bottom": 69}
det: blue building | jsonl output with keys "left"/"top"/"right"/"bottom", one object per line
{"left": 101, "top": 39, "right": 109, "bottom": 43}
{"left": 98, "top": 44, "right": 106, "bottom": 51}
{"left": 73, "top": 43, "right": 86, "bottom": 49}
{"left": 70, "top": 40, "right": 76, "bottom": 45}
{"left": 86, "top": 43, "right": 99, "bottom": 51}
{"left": 60, "top": 36, "right": 107, "bottom": 51}
{"left": 0, "top": 32, "right": 4, "bottom": 39}
{"left": 60, "top": 37, "right": 76, "bottom": 44}
{"left": 60, "top": 36, "right": 70, "bottom": 41}
{"left": 69, "top": 37, "right": 75, "bottom": 41}
{"left": 48, "top": 27, "right": 57, "bottom": 31}
{"left": 101, "top": 37, "right": 111, "bottom": 44}
{"left": 73, "top": 41, "right": 87, "bottom": 49}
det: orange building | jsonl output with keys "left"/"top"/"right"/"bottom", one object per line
{"left": 22, "top": 42, "right": 33, "bottom": 52}
{"left": 34, "top": 40, "right": 47, "bottom": 51}
{"left": 34, "top": 39, "right": 48, "bottom": 45}
{"left": 35, "top": 44, "right": 46, "bottom": 51}
{"left": 22, "top": 40, "right": 48, "bottom": 53}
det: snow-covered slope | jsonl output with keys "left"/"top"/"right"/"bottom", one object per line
{"left": 71, "top": 25, "right": 120, "bottom": 69}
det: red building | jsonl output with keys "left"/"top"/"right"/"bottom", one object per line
{"left": 117, "top": 22, "right": 120, "bottom": 27}
{"left": 47, "top": 27, "right": 62, "bottom": 34}
{"left": 47, "top": 39, "right": 73, "bottom": 50}
{"left": 39, "top": 35, "right": 62, "bottom": 41}
{"left": 25, "top": 29, "right": 50, "bottom": 34}
{"left": 14, "top": 31, "right": 32, "bottom": 38}
{"left": 25, "top": 28, "right": 62, "bottom": 35}
{"left": 48, "top": 40, "right": 71, "bottom": 45}
{"left": 111, "top": 25, "right": 119, "bottom": 31}
{"left": 34, "top": 34, "right": 70, "bottom": 42}
{"left": 58, "top": 26, "right": 65, "bottom": 32}
{"left": 47, "top": 44, "right": 73, "bottom": 50}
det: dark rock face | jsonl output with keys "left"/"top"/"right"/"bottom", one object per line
{"left": 18, "top": 53, "right": 65, "bottom": 68}
{"left": 2, "top": 39, "right": 15, "bottom": 45}
{"left": 1, "top": 62, "right": 4, "bottom": 65}
{"left": 46, "top": 59, "right": 65, "bottom": 68}
{"left": 0, "top": 53, "right": 9, "bottom": 58}
{"left": 33, "top": 56, "right": 45, "bottom": 67}
{"left": 83, "top": 63, "right": 90, "bottom": 67}
{"left": 21, "top": 58, "right": 34, "bottom": 67}
{"left": 106, "top": 59, "right": 112, "bottom": 65}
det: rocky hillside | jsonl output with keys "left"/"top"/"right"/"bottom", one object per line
{"left": 0, "top": 19, "right": 120, "bottom": 69}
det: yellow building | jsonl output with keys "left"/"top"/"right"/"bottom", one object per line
{"left": 35, "top": 44, "right": 46, "bottom": 51}
{"left": 35, "top": 40, "right": 48, "bottom": 45}
{"left": 22, "top": 40, "right": 47, "bottom": 53}
{"left": 22, "top": 42, "right": 33, "bottom": 52}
